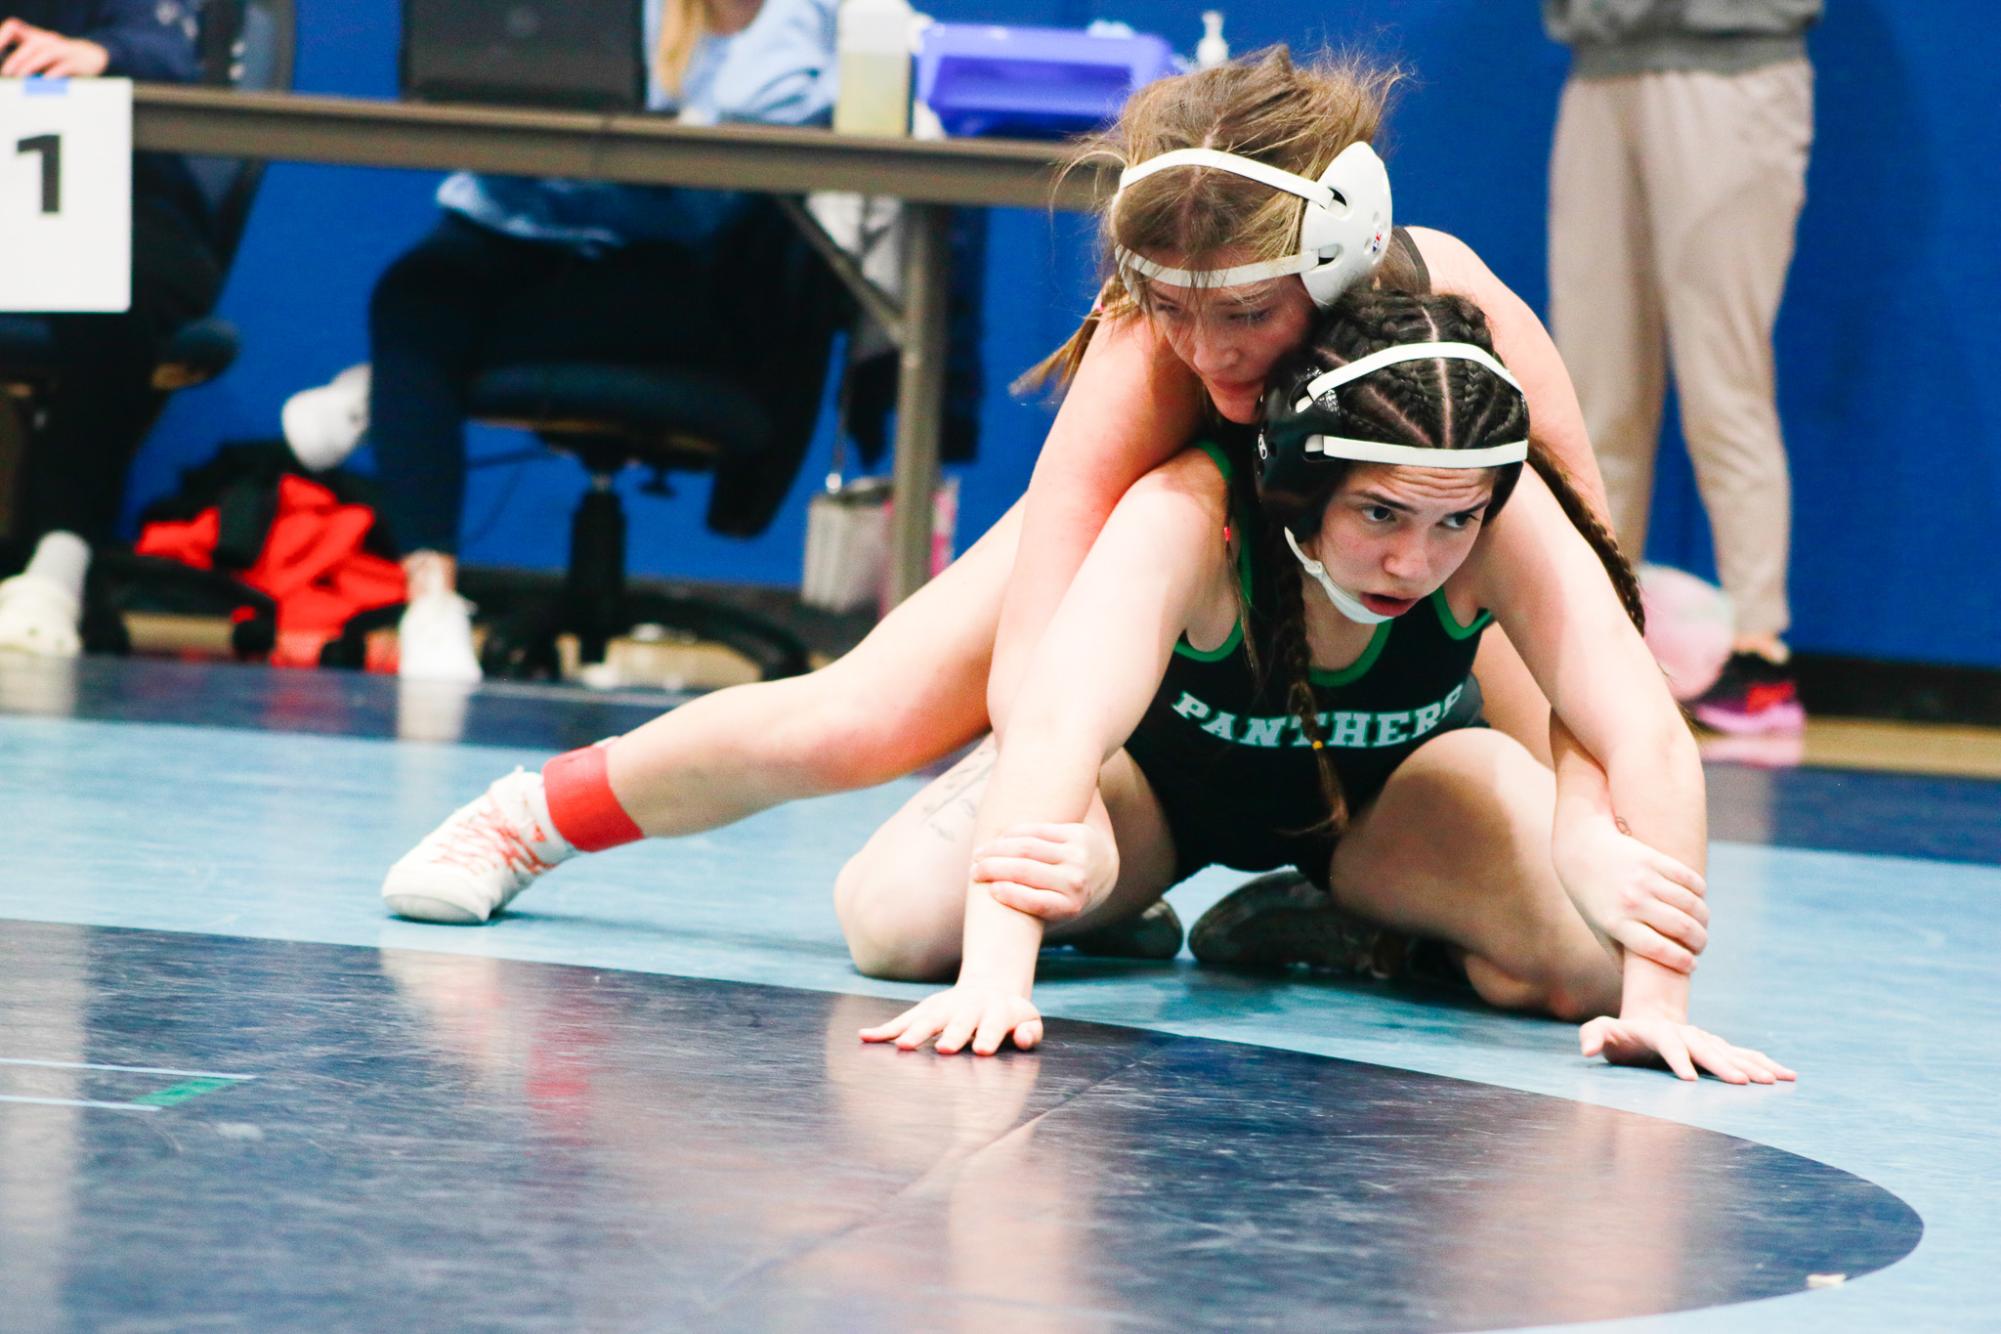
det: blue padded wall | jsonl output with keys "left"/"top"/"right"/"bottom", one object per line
{"left": 128, "top": 0, "right": 1999, "bottom": 667}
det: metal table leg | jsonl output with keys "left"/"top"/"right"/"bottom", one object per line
{"left": 887, "top": 201, "right": 951, "bottom": 607}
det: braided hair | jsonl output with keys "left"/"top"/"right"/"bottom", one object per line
{"left": 1225, "top": 289, "right": 1644, "bottom": 836}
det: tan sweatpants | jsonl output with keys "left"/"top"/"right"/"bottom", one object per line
{"left": 1548, "top": 59, "right": 1813, "bottom": 639}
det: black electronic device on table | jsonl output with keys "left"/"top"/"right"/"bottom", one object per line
{"left": 401, "top": 0, "right": 646, "bottom": 113}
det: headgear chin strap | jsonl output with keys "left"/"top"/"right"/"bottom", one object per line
{"left": 1113, "top": 142, "right": 1392, "bottom": 308}
{"left": 1283, "top": 527, "right": 1392, "bottom": 625}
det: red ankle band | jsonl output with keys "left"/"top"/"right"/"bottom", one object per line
{"left": 542, "top": 744, "right": 644, "bottom": 852}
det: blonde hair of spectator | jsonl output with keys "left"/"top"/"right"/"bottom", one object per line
{"left": 656, "top": 0, "right": 721, "bottom": 98}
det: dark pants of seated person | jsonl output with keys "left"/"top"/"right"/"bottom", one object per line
{"left": 13, "top": 201, "right": 223, "bottom": 548}
{"left": 368, "top": 213, "right": 746, "bottom": 558}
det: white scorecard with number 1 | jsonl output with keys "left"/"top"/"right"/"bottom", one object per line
{"left": 0, "top": 76, "right": 133, "bottom": 313}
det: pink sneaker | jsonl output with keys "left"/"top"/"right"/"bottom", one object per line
{"left": 1690, "top": 652, "right": 1806, "bottom": 735}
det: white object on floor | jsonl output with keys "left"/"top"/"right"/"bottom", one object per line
{"left": 1639, "top": 563, "right": 1735, "bottom": 702}
{"left": 381, "top": 768, "right": 574, "bottom": 923}
{"left": 397, "top": 591, "right": 482, "bottom": 683}
{"left": 0, "top": 570, "right": 83, "bottom": 658}
{"left": 281, "top": 363, "right": 371, "bottom": 473}
{"left": 24, "top": 529, "right": 90, "bottom": 600}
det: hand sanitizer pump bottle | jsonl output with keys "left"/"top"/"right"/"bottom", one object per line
{"left": 1197, "top": 11, "right": 1229, "bottom": 70}
{"left": 833, "top": 0, "right": 915, "bottom": 136}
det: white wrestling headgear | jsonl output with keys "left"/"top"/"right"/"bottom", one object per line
{"left": 1113, "top": 141, "right": 1392, "bottom": 308}
{"left": 1282, "top": 342, "right": 1529, "bottom": 469}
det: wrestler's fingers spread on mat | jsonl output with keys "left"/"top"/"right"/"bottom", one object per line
{"left": 1580, "top": 1016, "right": 1699, "bottom": 1081}
{"left": 1686, "top": 1031, "right": 1751, "bottom": 1084}
{"left": 856, "top": 1008, "right": 907, "bottom": 1041}
{"left": 1709, "top": 1035, "right": 1791, "bottom": 1084}
{"left": 1745, "top": 1048, "right": 1798, "bottom": 1081}
{"left": 972, "top": 997, "right": 1042, "bottom": 1055}
{"left": 972, "top": 1008, "right": 1012, "bottom": 1056}
{"left": 859, "top": 999, "right": 942, "bottom": 1047}
{"left": 1657, "top": 1026, "right": 1700, "bottom": 1082}
{"left": 934, "top": 1009, "right": 981, "bottom": 1055}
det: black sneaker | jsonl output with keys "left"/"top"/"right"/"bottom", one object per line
{"left": 1189, "top": 871, "right": 1405, "bottom": 978}
{"left": 1061, "top": 899, "right": 1185, "bottom": 961}
{"left": 1691, "top": 651, "right": 1805, "bottom": 735}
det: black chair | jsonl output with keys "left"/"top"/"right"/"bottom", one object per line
{"left": 0, "top": 0, "right": 297, "bottom": 506}
{"left": 467, "top": 201, "right": 846, "bottom": 683}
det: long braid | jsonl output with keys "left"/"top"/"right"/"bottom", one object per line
{"left": 1262, "top": 517, "right": 1352, "bottom": 837}
{"left": 1525, "top": 443, "right": 1647, "bottom": 634}
{"left": 1221, "top": 438, "right": 1352, "bottom": 838}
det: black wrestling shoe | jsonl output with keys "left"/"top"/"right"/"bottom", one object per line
{"left": 1060, "top": 900, "right": 1185, "bottom": 961}
{"left": 1190, "top": 871, "right": 1406, "bottom": 978}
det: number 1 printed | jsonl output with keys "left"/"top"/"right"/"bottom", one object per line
{"left": 16, "top": 133, "right": 62, "bottom": 214}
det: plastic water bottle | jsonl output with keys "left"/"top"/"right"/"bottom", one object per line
{"left": 833, "top": 0, "right": 914, "bottom": 137}
{"left": 1196, "top": 10, "right": 1229, "bottom": 70}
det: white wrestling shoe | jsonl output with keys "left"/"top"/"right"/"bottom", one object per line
{"left": 0, "top": 572, "right": 83, "bottom": 658}
{"left": 398, "top": 591, "right": 482, "bottom": 683}
{"left": 382, "top": 768, "right": 575, "bottom": 923}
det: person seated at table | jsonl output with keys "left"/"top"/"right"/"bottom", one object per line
{"left": 0, "top": 1, "right": 222, "bottom": 657}
{"left": 368, "top": 0, "right": 837, "bottom": 681}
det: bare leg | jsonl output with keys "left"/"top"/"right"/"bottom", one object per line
{"left": 604, "top": 502, "right": 1025, "bottom": 835}
{"left": 834, "top": 738, "right": 1181, "bottom": 981}
{"left": 1327, "top": 727, "right": 1620, "bottom": 1020}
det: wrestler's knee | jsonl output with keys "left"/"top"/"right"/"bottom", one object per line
{"left": 832, "top": 852, "right": 961, "bottom": 982}
{"left": 1463, "top": 952, "right": 1616, "bottom": 1022}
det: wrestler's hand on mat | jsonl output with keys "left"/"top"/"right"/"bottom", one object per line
{"left": 1553, "top": 823, "right": 1709, "bottom": 974}
{"left": 859, "top": 985, "right": 1044, "bottom": 1056}
{"left": 971, "top": 822, "right": 1118, "bottom": 924}
{"left": 1579, "top": 1015, "right": 1796, "bottom": 1085}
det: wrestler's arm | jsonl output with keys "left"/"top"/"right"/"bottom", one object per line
{"left": 863, "top": 450, "right": 1229, "bottom": 1056}
{"left": 1413, "top": 232, "right": 1710, "bottom": 967}
{"left": 986, "top": 312, "right": 1207, "bottom": 732}
{"left": 1476, "top": 472, "right": 1793, "bottom": 1083}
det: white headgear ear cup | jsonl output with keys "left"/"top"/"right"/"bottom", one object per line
{"left": 1299, "top": 142, "right": 1393, "bottom": 308}
{"left": 1108, "top": 142, "right": 1393, "bottom": 309}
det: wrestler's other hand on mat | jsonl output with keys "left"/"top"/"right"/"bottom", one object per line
{"left": 1579, "top": 1015, "right": 1796, "bottom": 1085}
{"left": 1553, "top": 823, "right": 1708, "bottom": 973}
{"left": 858, "top": 985, "right": 1044, "bottom": 1056}
{"left": 971, "top": 822, "right": 1118, "bottom": 923}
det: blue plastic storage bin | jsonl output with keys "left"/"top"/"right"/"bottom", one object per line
{"left": 916, "top": 23, "right": 1177, "bottom": 139}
